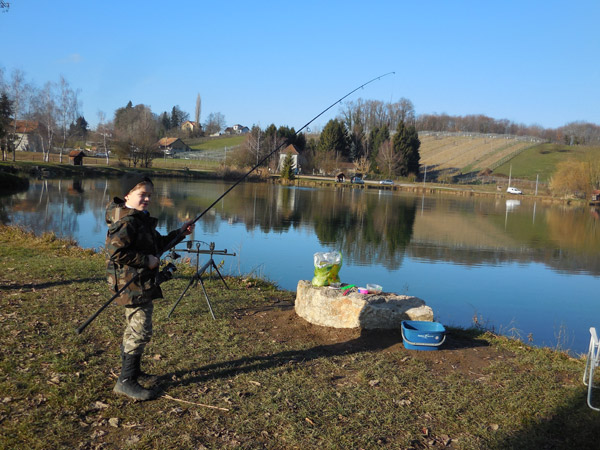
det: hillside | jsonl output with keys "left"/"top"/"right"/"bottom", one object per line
{"left": 494, "top": 143, "right": 600, "bottom": 182}
{"left": 418, "top": 132, "right": 544, "bottom": 177}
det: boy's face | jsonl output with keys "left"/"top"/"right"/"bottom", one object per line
{"left": 124, "top": 182, "right": 153, "bottom": 211}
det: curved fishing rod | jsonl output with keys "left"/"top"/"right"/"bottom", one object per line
{"left": 162, "top": 71, "right": 395, "bottom": 254}
{"left": 75, "top": 72, "right": 395, "bottom": 334}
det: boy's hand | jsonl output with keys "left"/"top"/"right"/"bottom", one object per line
{"left": 181, "top": 220, "right": 195, "bottom": 236}
{"left": 148, "top": 255, "right": 160, "bottom": 269}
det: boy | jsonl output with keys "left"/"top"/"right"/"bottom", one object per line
{"left": 105, "top": 174, "right": 194, "bottom": 400}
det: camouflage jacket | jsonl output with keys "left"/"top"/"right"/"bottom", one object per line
{"left": 105, "top": 198, "right": 184, "bottom": 306}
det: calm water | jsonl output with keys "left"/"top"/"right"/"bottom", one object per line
{"left": 3, "top": 177, "right": 600, "bottom": 354}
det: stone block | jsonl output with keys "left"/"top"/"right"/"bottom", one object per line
{"left": 295, "top": 280, "right": 433, "bottom": 329}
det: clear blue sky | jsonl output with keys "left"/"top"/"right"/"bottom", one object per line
{"left": 1, "top": 0, "right": 598, "bottom": 130}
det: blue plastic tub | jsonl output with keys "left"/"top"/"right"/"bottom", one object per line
{"left": 401, "top": 320, "right": 446, "bottom": 351}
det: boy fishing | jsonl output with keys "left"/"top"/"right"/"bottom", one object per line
{"left": 105, "top": 174, "right": 194, "bottom": 400}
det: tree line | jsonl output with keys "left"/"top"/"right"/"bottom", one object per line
{"left": 3, "top": 65, "right": 600, "bottom": 173}
{"left": 0, "top": 67, "right": 229, "bottom": 167}
{"left": 415, "top": 113, "right": 600, "bottom": 146}
{"left": 0, "top": 69, "right": 80, "bottom": 163}
{"left": 231, "top": 98, "right": 421, "bottom": 178}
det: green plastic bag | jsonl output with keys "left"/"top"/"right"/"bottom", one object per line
{"left": 311, "top": 251, "right": 342, "bottom": 286}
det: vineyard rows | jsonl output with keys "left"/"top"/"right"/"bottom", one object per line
{"left": 418, "top": 132, "right": 543, "bottom": 174}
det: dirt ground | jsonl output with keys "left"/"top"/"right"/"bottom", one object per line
{"left": 231, "top": 298, "right": 517, "bottom": 381}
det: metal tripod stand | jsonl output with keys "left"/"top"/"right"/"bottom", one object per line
{"left": 167, "top": 241, "right": 236, "bottom": 319}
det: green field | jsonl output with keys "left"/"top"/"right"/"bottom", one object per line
{"left": 494, "top": 143, "right": 600, "bottom": 182}
{"left": 189, "top": 135, "right": 245, "bottom": 151}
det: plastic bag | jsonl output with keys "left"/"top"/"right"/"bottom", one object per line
{"left": 311, "top": 251, "right": 342, "bottom": 286}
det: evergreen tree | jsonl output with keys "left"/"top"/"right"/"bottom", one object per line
{"left": 368, "top": 124, "right": 389, "bottom": 172}
{"left": 393, "top": 121, "right": 421, "bottom": 176}
{"left": 277, "top": 125, "right": 295, "bottom": 143}
{"left": 348, "top": 125, "right": 364, "bottom": 162}
{"left": 294, "top": 132, "right": 306, "bottom": 152}
{"left": 170, "top": 106, "right": 180, "bottom": 129}
{"left": 69, "top": 116, "right": 89, "bottom": 142}
{"left": 160, "top": 112, "right": 171, "bottom": 131}
{"left": 317, "top": 119, "right": 349, "bottom": 157}
{"left": 0, "top": 92, "right": 13, "bottom": 159}
{"left": 170, "top": 105, "right": 189, "bottom": 129}
{"left": 0, "top": 92, "right": 12, "bottom": 141}
{"left": 406, "top": 125, "right": 421, "bottom": 175}
{"left": 280, "top": 152, "right": 295, "bottom": 180}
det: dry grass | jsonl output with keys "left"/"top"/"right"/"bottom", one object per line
{"left": 419, "top": 134, "right": 538, "bottom": 174}
{"left": 2, "top": 225, "right": 600, "bottom": 449}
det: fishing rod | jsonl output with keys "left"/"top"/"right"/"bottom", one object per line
{"left": 75, "top": 72, "right": 394, "bottom": 333}
{"left": 162, "top": 71, "right": 396, "bottom": 253}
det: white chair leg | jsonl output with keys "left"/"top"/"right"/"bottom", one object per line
{"left": 585, "top": 327, "right": 600, "bottom": 411}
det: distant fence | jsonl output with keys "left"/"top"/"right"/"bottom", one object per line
{"left": 419, "top": 130, "right": 547, "bottom": 144}
{"left": 177, "top": 146, "right": 240, "bottom": 162}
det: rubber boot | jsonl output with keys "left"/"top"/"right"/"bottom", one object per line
{"left": 113, "top": 353, "right": 156, "bottom": 401}
{"left": 133, "top": 353, "right": 159, "bottom": 386}
{"left": 120, "top": 345, "right": 158, "bottom": 385}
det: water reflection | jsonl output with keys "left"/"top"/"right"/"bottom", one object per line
{"left": 3, "top": 177, "right": 600, "bottom": 353}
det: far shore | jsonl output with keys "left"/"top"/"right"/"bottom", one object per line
{"left": 0, "top": 159, "right": 584, "bottom": 207}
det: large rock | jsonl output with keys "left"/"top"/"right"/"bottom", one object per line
{"left": 295, "top": 280, "right": 433, "bottom": 329}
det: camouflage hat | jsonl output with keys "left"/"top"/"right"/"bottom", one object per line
{"left": 121, "top": 173, "right": 153, "bottom": 197}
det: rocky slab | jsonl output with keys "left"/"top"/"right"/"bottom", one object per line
{"left": 295, "top": 280, "right": 433, "bottom": 329}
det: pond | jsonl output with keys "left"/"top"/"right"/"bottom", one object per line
{"left": 3, "top": 177, "right": 600, "bottom": 354}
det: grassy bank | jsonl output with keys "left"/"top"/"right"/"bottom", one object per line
{"left": 1, "top": 225, "right": 599, "bottom": 449}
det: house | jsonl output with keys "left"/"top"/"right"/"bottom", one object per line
{"left": 223, "top": 124, "right": 250, "bottom": 135}
{"left": 591, "top": 190, "right": 600, "bottom": 205}
{"left": 156, "top": 137, "right": 191, "bottom": 156}
{"left": 278, "top": 144, "right": 304, "bottom": 173}
{"left": 69, "top": 150, "right": 85, "bottom": 166}
{"left": 9, "top": 120, "right": 43, "bottom": 152}
{"left": 181, "top": 121, "right": 200, "bottom": 133}
{"left": 232, "top": 124, "right": 249, "bottom": 134}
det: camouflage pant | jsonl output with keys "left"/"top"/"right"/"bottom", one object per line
{"left": 122, "top": 302, "right": 153, "bottom": 355}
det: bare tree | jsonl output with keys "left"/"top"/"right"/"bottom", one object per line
{"left": 97, "top": 110, "right": 112, "bottom": 164}
{"left": 7, "top": 69, "right": 31, "bottom": 161}
{"left": 204, "top": 112, "right": 226, "bottom": 135}
{"left": 231, "top": 125, "right": 263, "bottom": 167}
{"left": 56, "top": 75, "right": 79, "bottom": 163}
{"left": 353, "top": 155, "right": 370, "bottom": 174}
{"left": 113, "top": 103, "right": 158, "bottom": 168}
{"left": 31, "top": 81, "right": 57, "bottom": 162}
{"left": 376, "top": 140, "right": 400, "bottom": 177}
{"left": 132, "top": 107, "right": 158, "bottom": 168}
{"left": 339, "top": 98, "right": 415, "bottom": 156}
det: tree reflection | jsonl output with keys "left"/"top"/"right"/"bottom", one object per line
{"left": 5, "top": 178, "right": 600, "bottom": 276}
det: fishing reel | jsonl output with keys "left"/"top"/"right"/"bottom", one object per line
{"left": 155, "top": 249, "right": 181, "bottom": 285}
{"left": 156, "top": 262, "right": 177, "bottom": 285}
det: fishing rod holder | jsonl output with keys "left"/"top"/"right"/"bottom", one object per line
{"left": 167, "top": 241, "right": 236, "bottom": 320}
{"left": 180, "top": 240, "right": 236, "bottom": 258}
